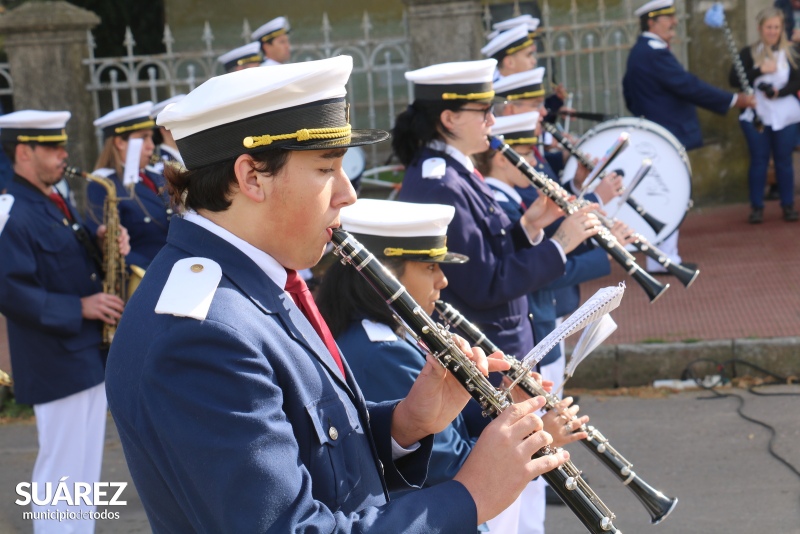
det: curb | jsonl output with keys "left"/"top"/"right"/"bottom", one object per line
{"left": 567, "top": 336, "right": 800, "bottom": 388}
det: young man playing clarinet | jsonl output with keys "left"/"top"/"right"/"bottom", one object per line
{"left": 105, "top": 55, "right": 569, "bottom": 532}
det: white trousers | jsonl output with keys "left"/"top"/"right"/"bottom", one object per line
{"left": 32, "top": 383, "right": 107, "bottom": 534}
{"left": 486, "top": 490, "right": 524, "bottom": 534}
{"left": 646, "top": 230, "right": 681, "bottom": 273}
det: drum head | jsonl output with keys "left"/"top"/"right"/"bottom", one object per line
{"left": 342, "top": 146, "right": 366, "bottom": 182}
{"left": 563, "top": 118, "right": 692, "bottom": 246}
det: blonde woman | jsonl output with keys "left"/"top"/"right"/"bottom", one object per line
{"left": 731, "top": 7, "right": 800, "bottom": 223}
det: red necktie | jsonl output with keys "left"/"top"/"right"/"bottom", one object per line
{"left": 473, "top": 168, "right": 485, "bottom": 181}
{"left": 139, "top": 173, "right": 158, "bottom": 194}
{"left": 285, "top": 269, "right": 346, "bottom": 377}
{"left": 48, "top": 192, "right": 73, "bottom": 222}
{"left": 531, "top": 145, "right": 545, "bottom": 164}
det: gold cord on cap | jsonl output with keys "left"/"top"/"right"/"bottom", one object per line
{"left": 17, "top": 132, "right": 68, "bottom": 143}
{"left": 243, "top": 124, "right": 352, "bottom": 149}
{"left": 506, "top": 89, "right": 545, "bottom": 100}
{"left": 383, "top": 246, "right": 448, "bottom": 258}
{"left": 260, "top": 28, "right": 288, "bottom": 42}
{"left": 505, "top": 38, "right": 534, "bottom": 56}
{"left": 442, "top": 90, "right": 495, "bottom": 101}
{"left": 236, "top": 54, "right": 262, "bottom": 66}
{"left": 647, "top": 7, "right": 676, "bottom": 17}
{"left": 505, "top": 137, "right": 539, "bottom": 145}
{"left": 114, "top": 120, "right": 156, "bottom": 134}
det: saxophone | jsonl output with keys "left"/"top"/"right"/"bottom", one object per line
{"left": 64, "top": 166, "right": 142, "bottom": 344}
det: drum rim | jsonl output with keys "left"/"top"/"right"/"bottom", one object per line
{"left": 568, "top": 117, "right": 692, "bottom": 245}
{"left": 342, "top": 145, "right": 367, "bottom": 180}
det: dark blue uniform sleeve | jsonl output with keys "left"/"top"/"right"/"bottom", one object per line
{"left": 546, "top": 247, "right": 610, "bottom": 291}
{"left": 650, "top": 47, "right": 733, "bottom": 115}
{"left": 0, "top": 217, "right": 84, "bottom": 336}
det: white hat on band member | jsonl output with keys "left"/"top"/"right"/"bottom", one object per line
{"left": 405, "top": 59, "right": 497, "bottom": 102}
{"left": 492, "top": 111, "right": 540, "bottom": 145}
{"left": 634, "top": 0, "right": 676, "bottom": 19}
{"left": 94, "top": 102, "right": 154, "bottom": 140}
{"left": 251, "top": 16, "right": 290, "bottom": 43}
{"left": 481, "top": 25, "right": 533, "bottom": 61}
{"left": 493, "top": 66, "right": 546, "bottom": 101}
{"left": 0, "top": 110, "right": 71, "bottom": 145}
{"left": 216, "top": 42, "right": 263, "bottom": 73}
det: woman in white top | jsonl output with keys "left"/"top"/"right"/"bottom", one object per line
{"left": 731, "top": 6, "right": 800, "bottom": 223}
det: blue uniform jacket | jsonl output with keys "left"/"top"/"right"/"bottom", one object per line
{"left": 623, "top": 34, "right": 733, "bottom": 150}
{"left": 105, "top": 217, "right": 476, "bottom": 533}
{"left": 337, "top": 319, "right": 480, "bottom": 492}
{"left": 0, "top": 177, "right": 104, "bottom": 405}
{"left": 488, "top": 182, "right": 610, "bottom": 366}
{"left": 86, "top": 169, "right": 172, "bottom": 269}
{"left": 398, "top": 147, "right": 564, "bottom": 359}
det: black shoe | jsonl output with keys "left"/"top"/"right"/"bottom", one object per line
{"left": 749, "top": 208, "right": 764, "bottom": 224}
{"left": 784, "top": 206, "right": 799, "bottom": 222}
{"left": 545, "top": 485, "right": 565, "bottom": 505}
{"left": 766, "top": 185, "right": 780, "bottom": 201}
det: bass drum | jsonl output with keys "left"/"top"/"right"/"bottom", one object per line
{"left": 562, "top": 117, "right": 692, "bottom": 246}
{"left": 342, "top": 146, "right": 366, "bottom": 191}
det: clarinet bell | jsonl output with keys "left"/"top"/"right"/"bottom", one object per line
{"left": 631, "top": 267, "right": 670, "bottom": 303}
{"left": 667, "top": 261, "right": 699, "bottom": 288}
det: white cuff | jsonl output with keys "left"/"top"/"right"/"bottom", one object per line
{"left": 391, "top": 437, "right": 421, "bottom": 460}
{"left": 525, "top": 227, "right": 545, "bottom": 245}
{"left": 730, "top": 94, "right": 738, "bottom": 109}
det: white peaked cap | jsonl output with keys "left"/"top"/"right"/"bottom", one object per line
{"left": 481, "top": 25, "right": 532, "bottom": 58}
{"left": 341, "top": 199, "right": 468, "bottom": 263}
{"left": 0, "top": 110, "right": 71, "bottom": 130}
{"left": 405, "top": 58, "right": 497, "bottom": 100}
{"left": 94, "top": 102, "right": 154, "bottom": 139}
{"left": 151, "top": 95, "right": 186, "bottom": 119}
{"left": 251, "top": 16, "right": 290, "bottom": 42}
{"left": 493, "top": 14, "right": 541, "bottom": 34}
{"left": 493, "top": 66, "right": 546, "bottom": 98}
{"left": 156, "top": 55, "right": 388, "bottom": 169}
{"left": 0, "top": 110, "right": 71, "bottom": 144}
{"left": 217, "top": 42, "right": 262, "bottom": 68}
{"left": 634, "top": 0, "right": 675, "bottom": 18}
{"left": 342, "top": 199, "right": 454, "bottom": 238}
{"left": 492, "top": 111, "right": 540, "bottom": 137}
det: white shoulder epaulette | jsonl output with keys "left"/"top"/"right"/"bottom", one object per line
{"left": 92, "top": 167, "right": 116, "bottom": 178}
{"left": 155, "top": 257, "right": 222, "bottom": 320}
{"left": 0, "top": 194, "right": 14, "bottom": 238}
{"left": 422, "top": 157, "right": 446, "bottom": 179}
{"left": 492, "top": 190, "right": 510, "bottom": 203}
{"left": 361, "top": 319, "right": 399, "bottom": 343}
{"left": 647, "top": 39, "right": 667, "bottom": 50}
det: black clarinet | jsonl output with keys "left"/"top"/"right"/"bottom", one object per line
{"left": 435, "top": 300, "right": 679, "bottom": 524}
{"left": 488, "top": 135, "right": 669, "bottom": 303}
{"left": 331, "top": 229, "right": 621, "bottom": 534}
{"left": 542, "top": 122, "right": 666, "bottom": 234}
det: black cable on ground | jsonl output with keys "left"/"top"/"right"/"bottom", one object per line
{"left": 682, "top": 358, "right": 800, "bottom": 481}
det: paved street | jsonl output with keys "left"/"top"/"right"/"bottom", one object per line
{"left": 2, "top": 386, "right": 798, "bottom": 533}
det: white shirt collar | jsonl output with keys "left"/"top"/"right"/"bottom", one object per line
{"left": 427, "top": 139, "right": 475, "bottom": 173}
{"left": 182, "top": 211, "right": 287, "bottom": 289}
{"left": 642, "top": 32, "right": 667, "bottom": 45}
{"left": 485, "top": 177, "right": 524, "bottom": 205}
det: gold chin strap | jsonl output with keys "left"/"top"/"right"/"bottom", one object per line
{"left": 114, "top": 120, "right": 156, "bottom": 134}
{"left": 384, "top": 246, "right": 448, "bottom": 258}
{"left": 243, "top": 124, "right": 352, "bottom": 149}
{"left": 17, "top": 133, "right": 68, "bottom": 143}
{"left": 506, "top": 38, "right": 534, "bottom": 56}
{"left": 507, "top": 89, "right": 545, "bottom": 100}
{"left": 442, "top": 90, "right": 495, "bottom": 101}
{"left": 648, "top": 7, "right": 676, "bottom": 17}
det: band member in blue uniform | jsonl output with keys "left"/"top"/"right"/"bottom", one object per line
{"left": 623, "top": 0, "right": 755, "bottom": 273}
{"left": 395, "top": 59, "right": 601, "bottom": 363}
{"left": 317, "top": 198, "right": 589, "bottom": 534}
{"left": 0, "top": 110, "right": 130, "bottom": 534}
{"left": 251, "top": 16, "right": 291, "bottom": 66}
{"left": 105, "top": 56, "right": 570, "bottom": 533}
{"left": 89, "top": 102, "right": 174, "bottom": 270}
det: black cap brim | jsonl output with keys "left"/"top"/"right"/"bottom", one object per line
{"left": 415, "top": 252, "right": 470, "bottom": 264}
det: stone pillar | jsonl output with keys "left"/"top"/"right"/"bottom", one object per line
{"left": 0, "top": 1, "right": 100, "bottom": 175}
{"left": 402, "top": 0, "right": 484, "bottom": 69}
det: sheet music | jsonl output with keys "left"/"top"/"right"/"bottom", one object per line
{"left": 519, "top": 283, "right": 625, "bottom": 372}
{"left": 123, "top": 138, "right": 144, "bottom": 187}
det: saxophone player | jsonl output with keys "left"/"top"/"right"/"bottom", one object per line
{"left": 0, "top": 110, "right": 130, "bottom": 533}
